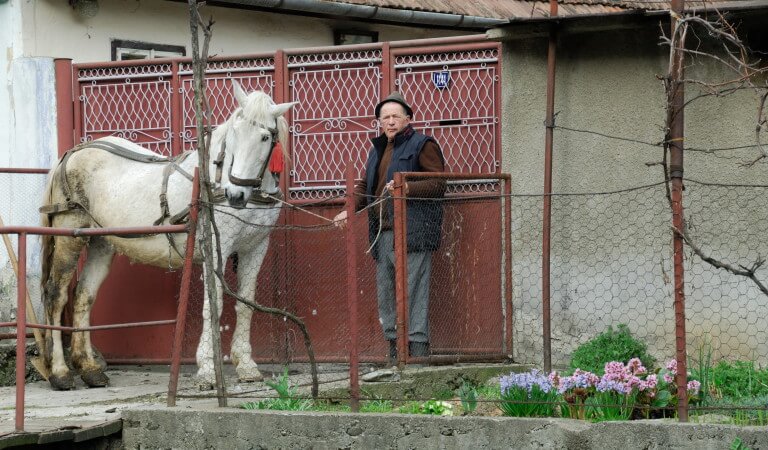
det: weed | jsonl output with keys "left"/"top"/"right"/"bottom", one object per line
{"left": 239, "top": 367, "right": 312, "bottom": 411}
{"left": 712, "top": 361, "right": 768, "bottom": 400}
{"left": 570, "top": 324, "right": 655, "bottom": 375}
{"left": 731, "top": 437, "right": 751, "bottom": 450}
{"left": 457, "top": 381, "right": 478, "bottom": 414}
{"left": 398, "top": 400, "right": 453, "bottom": 416}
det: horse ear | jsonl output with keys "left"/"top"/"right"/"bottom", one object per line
{"left": 270, "top": 101, "right": 299, "bottom": 118}
{"left": 232, "top": 80, "right": 249, "bottom": 108}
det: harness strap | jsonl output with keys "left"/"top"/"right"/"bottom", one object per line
{"left": 86, "top": 140, "right": 169, "bottom": 164}
{"left": 211, "top": 188, "right": 284, "bottom": 205}
{"left": 40, "top": 141, "right": 194, "bottom": 235}
{"left": 214, "top": 142, "right": 226, "bottom": 185}
{"left": 154, "top": 151, "right": 194, "bottom": 226}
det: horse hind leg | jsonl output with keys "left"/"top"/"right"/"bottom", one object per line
{"left": 70, "top": 237, "right": 114, "bottom": 388}
{"left": 43, "top": 235, "right": 87, "bottom": 390}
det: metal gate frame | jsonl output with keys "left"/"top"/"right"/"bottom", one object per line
{"left": 56, "top": 35, "right": 503, "bottom": 364}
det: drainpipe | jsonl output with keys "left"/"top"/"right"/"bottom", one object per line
{"left": 542, "top": 0, "right": 558, "bottom": 374}
{"left": 669, "top": 0, "right": 688, "bottom": 423}
{"left": 215, "top": 0, "right": 508, "bottom": 30}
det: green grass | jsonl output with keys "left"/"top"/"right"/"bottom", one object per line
{"left": 476, "top": 384, "right": 502, "bottom": 400}
{"left": 360, "top": 398, "right": 395, "bottom": 413}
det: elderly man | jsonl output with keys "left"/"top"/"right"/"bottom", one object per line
{"left": 335, "top": 91, "right": 445, "bottom": 365}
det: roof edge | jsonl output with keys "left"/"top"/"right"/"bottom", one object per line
{"left": 209, "top": 0, "right": 509, "bottom": 30}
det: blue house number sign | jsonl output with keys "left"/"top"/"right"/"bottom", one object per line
{"left": 432, "top": 71, "right": 450, "bottom": 89}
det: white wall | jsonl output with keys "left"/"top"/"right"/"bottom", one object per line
{"left": 21, "top": 0, "right": 468, "bottom": 63}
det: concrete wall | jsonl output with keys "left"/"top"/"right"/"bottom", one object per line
{"left": 121, "top": 408, "right": 768, "bottom": 450}
{"left": 0, "top": 44, "right": 57, "bottom": 327}
{"left": 499, "top": 22, "right": 768, "bottom": 367}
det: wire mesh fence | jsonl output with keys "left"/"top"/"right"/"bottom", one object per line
{"left": 511, "top": 182, "right": 676, "bottom": 367}
{"left": 3, "top": 165, "right": 768, "bottom": 422}
{"left": 0, "top": 170, "right": 49, "bottom": 340}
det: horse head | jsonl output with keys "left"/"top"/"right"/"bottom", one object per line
{"left": 222, "top": 80, "right": 297, "bottom": 207}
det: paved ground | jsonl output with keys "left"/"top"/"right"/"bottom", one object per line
{"left": 0, "top": 363, "right": 354, "bottom": 440}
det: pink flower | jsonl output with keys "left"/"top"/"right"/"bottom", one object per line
{"left": 604, "top": 361, "right": 626, "bottom": 375}
{"left": 627, "top": 358, "right": 646, "bottom": 375}
{"left": 637, "top": 374, "right": 658, "bottom": 392}
{"left": 687, "top": 380, "right": 701, "bottom": 395}
{"left": 663, "top": 373, "right": 674, "bottom": 383}
{"left": 644, "top": 374, "right": 658, "bottom": 389}
{"left": 665, "top": 359, "right": 678, "bottom": 374}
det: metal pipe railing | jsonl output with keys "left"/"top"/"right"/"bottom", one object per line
{"left": 1, "top": 171, "right": 199, "bottom": 431}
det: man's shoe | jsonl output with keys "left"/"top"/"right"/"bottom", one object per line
{"left": 388, "top": 340, "right": 397, "bottom": 366}
{"left": 408, "top": 341, "right": 430, "bottom": 358}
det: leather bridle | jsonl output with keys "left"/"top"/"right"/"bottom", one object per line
{"left": 214, "top": 122, "right": 279, "bottom": 189}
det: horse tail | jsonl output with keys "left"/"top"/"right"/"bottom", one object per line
{"left": 40, "top": 159, "right": 62, "bottom": 308}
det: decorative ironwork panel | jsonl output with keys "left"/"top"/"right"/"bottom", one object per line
{"left": 288, "top": 51, "right": 382, "bottom": 201}
{"left": 181, "top": 73, "right": 274, "bottom": 151}
{"left": 78, "top": 64, "right": 173, "bottom": 155}
{"left": 396, "top": 48, "right": 500, "bottom": 174}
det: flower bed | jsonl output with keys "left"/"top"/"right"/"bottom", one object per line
{"left": 499, "top": 358, "right": 701, "bottom": 421}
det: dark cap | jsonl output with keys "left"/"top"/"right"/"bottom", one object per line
{"left": 374, "top": 91, "right": 413, "bottom": 119}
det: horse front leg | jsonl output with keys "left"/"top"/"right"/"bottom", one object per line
{"left": 195, "top": 260, "right": 224, "bottom": 389}
{"left": 70, "top": 238, "right": 113, "bottom": 388}
{"left": 230, "top": 247, "right": 268, "bottom": 383}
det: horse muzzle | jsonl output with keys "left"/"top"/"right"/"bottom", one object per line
{"left": 225, "top": 186, "right": 251, "bottom": 208}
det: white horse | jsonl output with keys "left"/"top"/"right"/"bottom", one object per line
{"left": 40, "top": 80, "right": 296, "bottom": 390}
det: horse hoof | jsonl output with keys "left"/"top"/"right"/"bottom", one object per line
{"left": 49, "top": 373, "right": 75, "bottom": 391}
{"left": 81, "top": 369, "right": 109, "bottom": 388}
{"left": 237, "top": 372, "right": 264, "bottom": 383}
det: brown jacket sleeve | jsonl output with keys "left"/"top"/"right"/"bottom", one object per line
{"left": 353, "top": 178, "right": 367, "bottom": 212}
{"left": 407, "top": 140, "right": 446, "bottom": 198}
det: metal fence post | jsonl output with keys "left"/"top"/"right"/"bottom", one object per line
{"left": 15, "top": 232, "right": 27, "bottom": 431}
{"left": 394, "top": 172, "right": 408, "bottom": 366}
{"left": 167, "top": 169, "right": 200, "bottom": 406}
{"left": 344, "top": 164, "right": 360, "bottom": 412}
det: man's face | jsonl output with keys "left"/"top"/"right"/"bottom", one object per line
{"left": 379, "top": 102, "right": 410, "bottom": 141}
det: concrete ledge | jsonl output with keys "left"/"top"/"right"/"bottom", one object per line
{"left": 121, "top": 408, "right": 768, "bottom": 450}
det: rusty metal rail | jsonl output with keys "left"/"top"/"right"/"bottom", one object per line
{"left": 0, "top": 169, "right": 199, "bottom": 432}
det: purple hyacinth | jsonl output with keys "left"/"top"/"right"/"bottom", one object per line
{"left": 499, "top": 369, "right": 554, "bottom": 396}
{"left": 556, "top": 369, "right": 598, "bottom": 394}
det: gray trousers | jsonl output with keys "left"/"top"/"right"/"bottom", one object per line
{"left": 375, "top": 231, "right": 433, "bottom": 343}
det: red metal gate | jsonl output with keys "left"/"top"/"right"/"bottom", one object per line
{"left": 64, "top": 35, "right": 502, "bottom": 363}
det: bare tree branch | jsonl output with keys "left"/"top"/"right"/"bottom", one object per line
{"left": 661, "top": 11, "right": 768, "bottom": 297}
{"left": 188, "top": 3, "right": 320, "bottom": 400}
{"left": 673, "top": 226, "right": 768, "bottom": 296}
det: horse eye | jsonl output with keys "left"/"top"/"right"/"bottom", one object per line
{"left": 261, "top": 134, "right": 270, "bottom": 142}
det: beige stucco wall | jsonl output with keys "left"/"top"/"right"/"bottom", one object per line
{"left": 2, "top": 0, "right": 471, "bottom": 341}
{"left": 19, "top": 0, "right": 469, "bottom": 62}
{"left": 500, "top": 24, "right": 768, "bottom": 368}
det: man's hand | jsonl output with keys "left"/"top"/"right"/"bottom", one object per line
{"left": 385, "top": 181, "right": 407, "bottom": 196}
{"left": 333, "top": 210, "right": 348, "bottom": 228}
